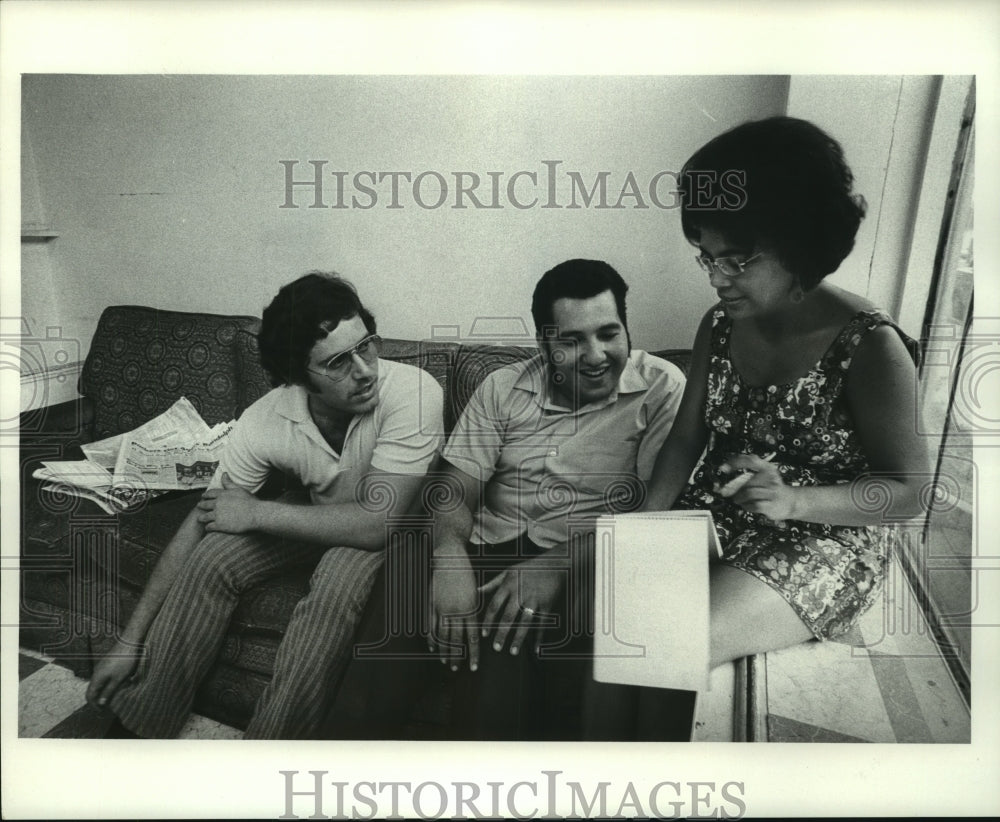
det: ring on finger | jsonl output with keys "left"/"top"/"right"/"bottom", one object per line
{"left": 519, "top": 604, "right": 536, "bottom": 617}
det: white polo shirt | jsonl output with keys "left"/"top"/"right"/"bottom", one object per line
{"left": 212, "top": 359, "right": 444, "bottom": 504}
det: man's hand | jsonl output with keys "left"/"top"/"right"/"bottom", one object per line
{"left": 479, "top": 554, "right": 565, "bottom": 657}
{"left": 429, "top": 550, "right": 480, "bottom": 672}
{"left": 85, "top": 643, "right": 142, "bottom": 709}
{"left": 197, "top": 473, "right": 261, "bottom": 533}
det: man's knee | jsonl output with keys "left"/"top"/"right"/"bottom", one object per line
{"left": 310, "top": 547, "right": 384, "bottom": 615}
{"left": 184, "top": 531, "right": 263, "bottom": 591}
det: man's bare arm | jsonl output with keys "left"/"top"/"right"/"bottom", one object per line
{"left": 196, "top": 468, "right": 428, "bottom": 551}
{"left": 428, "top": 462, "right": 483, "bottom": 671}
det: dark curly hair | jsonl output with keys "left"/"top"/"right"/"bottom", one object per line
{"left": 678, "top": 116, "right": 867, "bottom": 291}
{"left": 531, "top": 259, "right": 630, "bottom": 340}
{"left": 258, "top": 271, "right": 376, "bottom": 387}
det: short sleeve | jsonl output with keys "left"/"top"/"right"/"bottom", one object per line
{"left": 369, "top": 364, "right": 445, "bottom": 475}
{"left": 441, "top": 369, "right": 508, "bottom": 483}
{"left": 207, "top": 403, "right": 273, "bottom": 492}
{"left": 635, "top": 359, "right": 687, "bottom": 480}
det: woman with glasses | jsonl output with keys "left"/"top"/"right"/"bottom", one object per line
{"left": 646, "top": 116, "right": 928, "bottom": 673}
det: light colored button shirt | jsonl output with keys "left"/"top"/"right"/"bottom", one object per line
{"left": 443, "top": 350, "right": 685, "bottom": 549}
{"left": 211, "top": 359, "right": 444, "bottom": 504}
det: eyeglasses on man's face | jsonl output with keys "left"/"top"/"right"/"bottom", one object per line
{"left": 308, "top": 334, "right": 381, "bottom": 383}
{"left": 695, "top": 251, "right": 764, "bottom": 279}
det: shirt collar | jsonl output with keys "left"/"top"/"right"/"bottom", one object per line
{"left": 512, "top": 352, "right": 649, "bottom": 413}
{"left": 274, "top": 384, "right": 313, "bottom": 423}
{"left": 273, "top": 383, "right": 362, "bottom": 458}
{"left": 274, "top": 364, "right": 387, "bottom": 425}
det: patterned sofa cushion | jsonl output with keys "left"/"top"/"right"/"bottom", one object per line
{"left": 233, "top": 323, "right": 269, "bottom": 415}
{"left": 448, "top": 343, "right": 536, "bottom": 425}
{"left": 378, "top": 338, "right": 460, "bottom": 429}
{"left": 79, "top": 306, "right": 260, "bottom": 439}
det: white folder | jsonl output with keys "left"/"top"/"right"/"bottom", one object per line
{"left": 592, "top": 511, "right": 721, "bottom": 693}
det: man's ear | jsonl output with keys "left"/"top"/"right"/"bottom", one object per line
{"left": 297, "top": 373, "right": 321, "bottom": 394}
{"left": 537, "top": 332, "right": 557, "bottom": 363}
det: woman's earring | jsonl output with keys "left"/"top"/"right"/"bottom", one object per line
{"left": 789, "top": 284, "right": 805, "bottom": 304}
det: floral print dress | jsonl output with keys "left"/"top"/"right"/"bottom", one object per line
{"left": 675, "top": 307, "right": 907, "bottom": 639}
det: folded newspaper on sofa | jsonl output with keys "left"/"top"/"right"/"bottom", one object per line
{"left": 32, "top": 396, "right": 234, "bottom": 514}
{"left": 592, "top": 510, "right": 722, "bottom": 693}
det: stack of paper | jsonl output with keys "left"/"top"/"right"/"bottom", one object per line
{"left": 592, "top": 510, "right": 721, "bottom": 693}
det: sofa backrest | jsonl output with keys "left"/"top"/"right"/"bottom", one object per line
{"left": 233, "top": 331, "right": 538, "bottom": 433}
{"left": 81, "top": 305, "right": 693, "bottom": 440}
{"left": 79, "top": 306, "right": 261, "bottom": 439}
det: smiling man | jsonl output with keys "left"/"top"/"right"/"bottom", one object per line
{"left": 429, "top": 259, "right": 686, "bottom": 740}
{"left": 85, "top": 272, "right": 444, "bottom": 739}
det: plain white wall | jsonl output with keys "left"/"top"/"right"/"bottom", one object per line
{"left": 22, "top": 75, "right": 789, "bottom": 367}
{"left": 786, "top": 75, "right": 941, "bottom": 333}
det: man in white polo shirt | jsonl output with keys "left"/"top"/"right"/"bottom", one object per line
{"left": 85, "top": 272, "right": 443, "bottom": 739}
{"left": 429, "top": 259, "right": 686, "bottom": 739}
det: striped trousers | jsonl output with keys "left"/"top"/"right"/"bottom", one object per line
{"left": 109, "top": 531, "right": 384, "bottom": 739}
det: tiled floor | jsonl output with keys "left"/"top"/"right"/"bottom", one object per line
{"left": 20, "top": 553, "right": 967, "bottom": 744}
{"left": 17, "top": 645, "right": 735, "bottom": 741}
{"left": 762, "top": 554, "right": 971, "bottom": 743}
{"left": 17, "top": 648, "right": 242, "bottom": 740}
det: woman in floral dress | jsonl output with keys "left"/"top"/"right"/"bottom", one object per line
{"left": 647, "top": 116, "right": 928, "bottom": 666}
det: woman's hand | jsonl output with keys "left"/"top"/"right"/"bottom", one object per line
{"left": 719, "top": 454, "right": 800, "bottom": 522}
{"left": 479, "top": 554, "right": 565, "bottom": 657}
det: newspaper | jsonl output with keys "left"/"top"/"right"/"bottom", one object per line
{"left": 32, "top": 460, "right": 123, "bottom": 515}
{"left": 34, "top": 397, "right": 235, "bottom": 513}
{"left": 81, "top": 396, "right": 212, "bottom": 470}
{"left": 112, "top": 420, "right": 234, "bottom": 491}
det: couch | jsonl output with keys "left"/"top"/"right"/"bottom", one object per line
{"left": 19, "top": 304, "right": 692, "bottom": 735}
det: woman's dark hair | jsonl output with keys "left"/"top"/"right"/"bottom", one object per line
{"left": 258, "top": 271, "right": 376, "bottom": 386}
{"left": 531, "top": 258, "right": 629, "bottom": 337}
{"left": 678, "top": 116, "right": 867, "bottom": 290}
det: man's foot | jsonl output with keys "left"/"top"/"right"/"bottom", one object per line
{"left": 104, "top": 717, "right": 143, "bottom": 739}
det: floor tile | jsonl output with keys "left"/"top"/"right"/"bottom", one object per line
{"left": 866, "top": 651, "right": 935, "bottom": 743}
{"left": 19, "top": 653, "right": 48, "bottom": 681}
{"left": 177, "top": 714, "right": 243, "bottom": 740}
{"left": 693, "top": 662, "right": 735, "bottom": 742}
{"left": 43, "top": 703, "right": 116, "bottom": 739}
{"left": 19, "top": 663, "right": 89, "bottom": 738}
{"left": 859, "top": 635, "right": 969, "bottom": 743}
{"left": 762, "top": 553, "right": 971, "bottom": 744}
{"left": 768, "top": 714, "right": 869, "bottom": 743}
{"left": 764, "top": 640, "right": 896, "bottom": 742}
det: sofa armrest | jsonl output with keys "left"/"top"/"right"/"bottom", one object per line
{"left": 19, "top": 398, "right": 95, "bottom": 449}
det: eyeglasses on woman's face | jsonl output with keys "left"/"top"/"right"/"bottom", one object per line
{"left": 695, "top": 251, "right": 764, "bottom": 279}
{"left": 307, "top": 334, "right": 381, "bottom": 382}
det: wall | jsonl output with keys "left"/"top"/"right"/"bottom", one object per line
{"left": 21, "top": 74, "right": 789, "bottom": 408}
{"left": 787, "top": 75, "right": 943, "bottom": 333}
{"left": 25, "top": 74, "right": 963, "bottom": 410}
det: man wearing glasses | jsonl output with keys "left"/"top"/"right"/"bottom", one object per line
{"left": 86, "top": 272, "right": 444, "bottom": 739}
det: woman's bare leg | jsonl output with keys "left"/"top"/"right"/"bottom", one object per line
{"left": 709, "top": 564, "right": 814, "bottom": 669}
